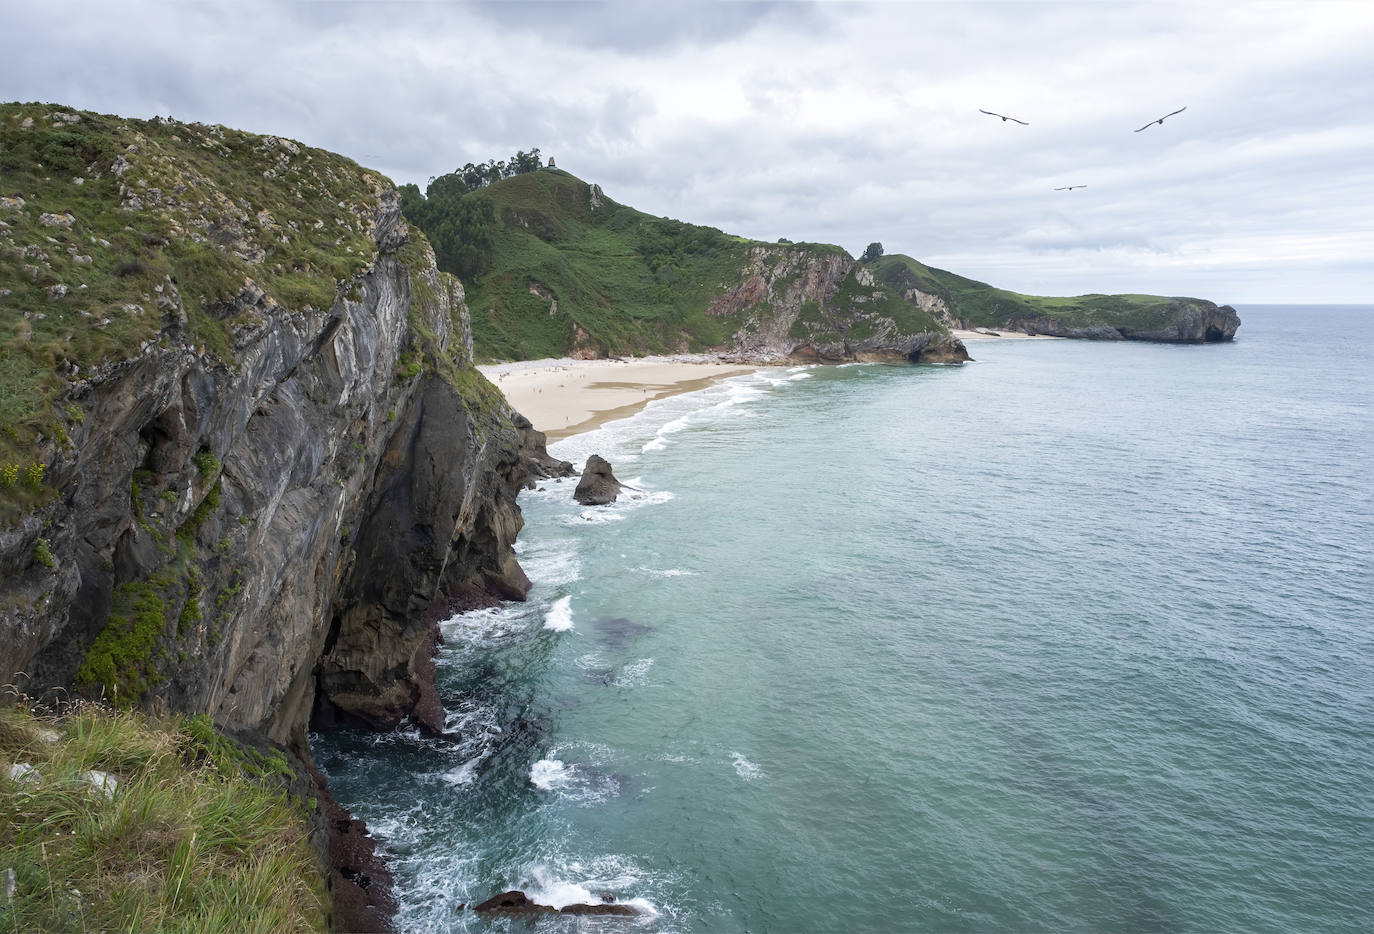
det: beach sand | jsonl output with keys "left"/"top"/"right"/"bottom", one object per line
{"left": 478, "top": 357, "right": 761, "bottom": 441}
{"left": 951, "top": 328, "right": 1059, "bottom": 341}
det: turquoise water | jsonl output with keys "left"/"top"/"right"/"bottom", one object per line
{"left": 314, "top": 305, "right": 1373, "bottom": 932}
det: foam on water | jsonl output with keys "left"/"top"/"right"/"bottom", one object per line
{"left": 530, "top": 758, "right": 573, "bottom": 791}
{"left": 529, "top": 752, "right": 622, "bottom": 805}
{"left": 544, "top": 595, "right": 574, "bottom": 631}
{"left": 440, "top": 757, "right": 482, "bottom": 787}
{"left": 439, "top": 604, "right": 538, "bottom": 647}
{"left": 612, "top": 658, "right": 655, "bottom": 687}
{"left": 731, "top": 752, "right": 764, "bottom": 781}
{"left": 522, "top": 860, "right": 662, "bottom": 918}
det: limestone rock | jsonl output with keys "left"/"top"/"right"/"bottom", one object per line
{"left": 574, "top": 455, "right": 624, "bottom": 505}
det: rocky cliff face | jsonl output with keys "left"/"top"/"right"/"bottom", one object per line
{"left": 710, "top": 246, "right": 968, "bottom": 364}
{"left": 1, "top": 208, "right": 533, "bottom": 755}
{"left": 0, "top": 105, "right": 549, "bottom": 759}
{"left": 1010, "top": 300, "right": 1242, "bottom": 342}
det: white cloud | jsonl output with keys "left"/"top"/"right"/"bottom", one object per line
{"left": 3, "top": 0, "right": 1370, "bottom": 302}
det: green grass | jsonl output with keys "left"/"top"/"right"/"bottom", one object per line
{"left": 0, "top": 101, "right": 387, "bottom": 470}
{"left": 418, "top": 169, "right": 776, "bottom": 360}
{"left": 0, "top": 702, "right": 326, "bottom": 933}
{"left": 870, "top": 253, "right": 1193, "bottom": 332}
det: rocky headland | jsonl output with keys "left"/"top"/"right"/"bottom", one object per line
{"left": 0, "top": 102, "right": 568, "bottom": 929}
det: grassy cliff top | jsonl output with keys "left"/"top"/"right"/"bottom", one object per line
{"left": 0, "top": 702, "right": 325, "bottom": 932}
{"left": 0, "top": 101, "right": 392, "bottom": 465}
{"left": 870, "top": 253, "right": 1201, "bottom": 331}
{"left": 458, "top": 168, "right": 774, "bottom": 359}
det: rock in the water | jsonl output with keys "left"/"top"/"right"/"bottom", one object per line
{"left": 573, "top": 454, "right": 624, "bottom": 506}
{"left": 473, "top": 889, "right": 638, "bottom": 917}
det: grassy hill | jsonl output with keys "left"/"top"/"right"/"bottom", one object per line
{"left": 445, "top": 168, "right": 773, "bottom": 358}
{"left": 870, "top": 253, "right": 1201, "bottom": 333}
{"left": 409, "top": 166, "right": 1233, "bottom": 360}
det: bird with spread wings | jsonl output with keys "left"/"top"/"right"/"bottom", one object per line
{"left": 1135, "top": 106, "right": 1187, "bottom": 132}
{"left": 979, "top": 109, "right": 1029, "bottom": 125}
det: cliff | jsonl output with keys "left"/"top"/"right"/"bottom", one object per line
{"left": 401, "top": 168, "right": 969, "bottom": 364}
{"left": 871, "top": 254, "right": 1241, "bottom": 343}
{"left": 0, "top": 103, "right": 563, "bottom": 928}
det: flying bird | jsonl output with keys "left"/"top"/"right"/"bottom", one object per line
{"left": 1134, "top": 106, "right": 1187, "bottom": 132}
{"left": 1053, "top": 185, "right": 1087, "bottom": 191}
{"left": 980, "top": 109, "right": 1029, "bottom": 125}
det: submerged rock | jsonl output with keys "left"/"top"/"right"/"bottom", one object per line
{"left": 573, "top": 455, "right": 624, "bottom": 506}
{"left": 473, "top": 889, "right": 639, "bottom": 917}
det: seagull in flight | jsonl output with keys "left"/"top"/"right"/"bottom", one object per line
{"left": 1053, "top": 185, "right": 1087, "bottom": 191}
{"left": 1135, "top": 106, "right": 1187, "bottom": 132}
{"left": 980, "top": 109, "right": 1029, "bottom": 125}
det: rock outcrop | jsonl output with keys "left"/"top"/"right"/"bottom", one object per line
{"left": 870, "top": 254, "right": 1240, "bottom": 345}
{"left": 1011, "top": 300, "right": 1242, "bottom": 343}
{"left": 573, "top": 454, "right": 624, "bottom": 505}
{"left": 0, "top": 104, "right": 551, "bottom": 930}
{"left": 707, "top": 246, "right": 970, "bottom": 364}
{"left": 513, "top": 412, "right": 576, "bottom": 485}
{"left": 473, "top": 890, "right": 640, "bottom": 918}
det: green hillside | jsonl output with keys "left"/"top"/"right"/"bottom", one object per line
{"left": 870, "top": 254, "right": 1191, "bottom": 333}
{"left": 408, "top": 167, "right": 778, "bottom": 359}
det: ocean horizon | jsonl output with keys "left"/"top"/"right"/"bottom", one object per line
{"left": 315, "top": 303, "right": 1374, "bottom": 932}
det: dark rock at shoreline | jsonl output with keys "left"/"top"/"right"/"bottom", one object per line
{"left": 574, "top": 455, "right": 624, "bottom": 505}
{"left": 473, "top": 889, "right": 639, "bottom": 917}
{"left": 513, "top": 412, "right": 575, "bottom": 486}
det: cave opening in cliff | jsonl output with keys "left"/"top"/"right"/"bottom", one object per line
{"left": 1204, "top": 326, "right": 1226, "bottom": 342}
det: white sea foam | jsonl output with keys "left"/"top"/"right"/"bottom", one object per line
{"left": 530, "top": 758, "right": 573, "bottom": 791}
{"left": 613, "top": 658, "right": 655, "bottom": 687}
{"left": 787, "top": 371, "right": 813, "bottom": 381}
{"left": 634, "top": 566, "right": 697, "bottom": 577}
{"left": 522, "top": 859, "right": 662, "bottom": 918}
{"left": 530, "top": 750, "right": 621, "bottom": 805}
{"left": 519, "top": 542, "right": 581, "bottom": 589}
{"left": 544, "top": 595, "right": 574, "bottom": 631}
{"left": 572, "top": 509, "right": 626, "bottom": 525}
{"left": 439, "top": 604, "right": 537, "bottom": 646}
{"left": 731, "top": 752, "right": 764, "bottom": 781}
{"left": 440, "top": 757, "right": 482, "bottom": 787}
{"left": 574, "top": 651, "right": 608, "bottom": 670}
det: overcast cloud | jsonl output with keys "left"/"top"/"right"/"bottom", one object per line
{"left": 4, "top": 0, "right": 1372, "bottom": 302}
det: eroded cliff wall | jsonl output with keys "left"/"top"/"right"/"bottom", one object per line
{"left": 0, "top": 106, "right": 546, "bottom": 759}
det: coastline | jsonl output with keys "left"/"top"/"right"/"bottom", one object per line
{"left": 478, "top": 356, "right": 762, "bottom": 441}
{"left": 951, "top": 327, "right": 1060, "bottom": 341}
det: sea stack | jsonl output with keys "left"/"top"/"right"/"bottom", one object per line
{"left": 574, "top": 455, "right": 624, "bottom": 505}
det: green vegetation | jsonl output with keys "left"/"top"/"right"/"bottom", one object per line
{"left": 74, "top": 578, "right": 173, "bottom": 704}
{"left": 870, "top": 254, "right": 1187, "bottom": 332}
{"left": 0, "top": 102, "right": 387, "bottom": 469}
{"left": 0, "top": 702, "right": 326, "bottom": 932}
{"left": 402, "top": 166, "right": 763, "bottom": 360}
{"left": 860, "top": 241, "right": 884, "bottom": 263}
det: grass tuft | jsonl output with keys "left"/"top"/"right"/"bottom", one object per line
{"left": 0, "top": 701, "right": 326, "bottom": 933}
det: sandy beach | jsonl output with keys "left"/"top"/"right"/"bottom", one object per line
{"left": 478, "top": 356, "right": 761, "bottom": 441}
{"left": 951, "top": 328, "right": 1059, "bottom": 341}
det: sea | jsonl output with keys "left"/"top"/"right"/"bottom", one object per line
{"left": 313, "top": 304, "right": 1373, "bottom": 933}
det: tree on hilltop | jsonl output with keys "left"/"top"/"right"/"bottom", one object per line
{"left": 860, "top": 241, "right": 884, "bottom": 263}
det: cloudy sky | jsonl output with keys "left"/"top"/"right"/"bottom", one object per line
{"left": 4, "top": 1, "right": 1372, "bottom": 303}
